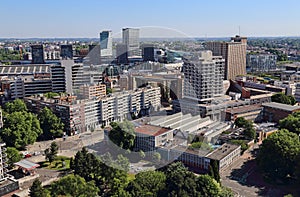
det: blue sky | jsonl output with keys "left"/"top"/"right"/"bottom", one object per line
{"left": 1, "top": 0, "right": 299, "bottom": 38}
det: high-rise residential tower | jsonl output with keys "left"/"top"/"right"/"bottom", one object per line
{"left": 100, "top": 30, "right": 113, "bottom": 57}
{"left": 182, "top": 51, "right": 225, "bottom": 102}
{"left": 31, "top": 45, "right": 45, "bottom": 64}
{"left": 206, "top": 35, "right": 247, "bottom": 80}
{"left": 142, "top": 44, "right": 155, "bottom": 61}
{"left": 60, "top": 44, "right": 73, "bottom": 60}
{"left": 116, "top": 43, "right": 128, "bottom": 64}
{"left": 122, "top": 28, "right": 140, "bottom": 57}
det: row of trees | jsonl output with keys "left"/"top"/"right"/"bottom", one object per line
{"left": 0, "top": 99, "right": 64, "bottom": 149}
{"left": 29, "top": 148, "right": 233, "bottom": 197}
{"left": 271, "top": 93, "right": 297, "bottom": 106}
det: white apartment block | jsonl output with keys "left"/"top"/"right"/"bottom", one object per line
{"left": 99, "top": 87, "right": 161, "bottom": 126}
{"left": 182, "top": 51, "right": 225, "bottom": 102}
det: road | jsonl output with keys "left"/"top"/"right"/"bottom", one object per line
{"left": 26, "top": 129, "right": 104, "bottom": 161}
{"left": 221, "top": 145, "right": 270, "bottom": 197}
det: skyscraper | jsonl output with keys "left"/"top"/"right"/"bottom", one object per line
{"left": 142, "top": 44, "right": 155, "bottom": 61}
{"left": 206, "top": 35, "right": 247, "bottom": 80}
{"left": 182, "top": 51, "right": 225, "bottom": 102}
{"left": 31, "top": 45, "right": 45, "bottom": 64}
{"left": 60, "top": 44, "right": 73, "bottom": 60}
{"left": 85, "top": 44, "right": 101, "bottom": 65}
{"left": 116, "top": 43, "right": 128, "bottom": 64}
{"left": 100, "top": 30, "right": 113, "bottom": 57}
{"left": 122, "top": 28, "right": 140, "bottom": 57}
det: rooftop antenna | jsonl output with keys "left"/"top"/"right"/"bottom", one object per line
{"left": 238, "top": 26, "right": 241, "bottom": 36}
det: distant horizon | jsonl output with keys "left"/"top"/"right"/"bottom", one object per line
{"left": 1, "top": 1, "right": 300, "bottom": 38}
{"left": 1, "top": 35, "right": 300, "bottom": 40}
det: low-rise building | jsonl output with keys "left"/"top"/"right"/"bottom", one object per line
{"left": 223, "top": 104, "right": 263, "bottom": 122}
{"left": 262, "top": 102, "right": 300, "bottom": 123}
{"left": 134, "top": 124, "right": 173, "bottom": 152}
{"left": 206, "top": 143, "right": 241, "bottom": 172}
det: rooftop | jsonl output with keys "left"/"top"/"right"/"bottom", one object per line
{"left": 206, "top": 143, "right": 240, "bottom": 161}
{"left": 14, "top": 159, "right": 40, "bottom": 171}
{"left": 134, "top": 124, "right": 172, "bottom": 137}
{"left": 262, "top": 102, "right": 300, "bottom": 112}
{"left": 225, "top": 104, "right": 262, "bottom": 114}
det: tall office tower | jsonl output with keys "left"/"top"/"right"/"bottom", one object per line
{"left": 86, "top": 44, "right": 101, "bottom": 65}
{"left": 100, "top": 30, "right": 113, "bottom": 57}
{"left": 142, "top": 44, "right": 155, "bottom": 61}
{"left": 31, "top": 45, "right": 45, "bottom": 64}
{"left": 206, "top": 35, "right": 247, "bottom": 80}
{"left": 122, "top": 28, "right": 140, "bottom": 57}
{"left": 182, "top": 51, "right": 225, "bottom": 102}
{"left": 116, "top": 43, "right": 128, "bottom": 64}
{"left": 60, "top": 44, "right": 73, "bottom": 60}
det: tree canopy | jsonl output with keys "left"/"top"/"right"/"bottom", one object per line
{"left": 234, "top": 117, "right": 256, "bottom": 140}
{"left": 279, "top": 112, "right": 300, "bottom": 135}
{"left": 29, "top": 179, "right": 50, "bottom": 197}
{"left": 109, "top": 121, "right": 136, "bottom": 150}
{"left": 257, "top": 129, "right": 300, "bottom": 180}
{"left": 44, "top": 142, "right": 59, "bottom": 163}
{"left": 6, "top": 147, "right": 22, "bottom": 169}
{"left": 271, "top": 93, "right": 296, "bottom": 105}
{"left": 50, "top": 174, "right": 99, "bottom": 197}
{"left": 38, "top": 107, "right": 64, "bottom": 139}
{"left": 1, "top": 111, "right": 42, "bottom": 149}
{"left": 3, "top": 99, "right": 28, "bottom": 114}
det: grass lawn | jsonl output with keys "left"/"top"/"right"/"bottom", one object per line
{"left": 40, "top": 156, "right": 71, "bottom": 171}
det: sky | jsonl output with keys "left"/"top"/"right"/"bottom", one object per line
{"left": 1, "top": 0, "right": 300, "bottom": 38}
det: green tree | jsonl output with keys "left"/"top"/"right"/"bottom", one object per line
{"left": 1, "top": 111, "right": 42, "bottom": 149}
{"left": 109, "top": 121, "right": 136, "bottom": 150}
{"left": 271, "top": 93, "right": 295, "bottom": 105}
{"left": 126, "top": 170, "right": 166, "bottom": 197}
{"left": 220, "top": 186, "right": 234, "bottom": 197}
{"left": 234, "top": 117, "right": 248, "bottom": 128}
{"left": 208, "top": 160, "right": 220, "bottom": 183}
{"left": 44, "top": 92, "right": 60, "bottom": 99}
{"left": 29, "top": 179, "right": 50, "bottom": 197}
{"left": 235, "top": 117, "right": 256, "bottom": 140}
{"left": 139, "top": 150, "right": 146, "bottom": 159}
{"left": 50, "top": 174, "right": 99, "bottom": 197}
{"left": 152, "top": 152, "right": 161, "bottom": 163}
{"left": 257, "top": 129, "right": 300, "bottom": 180}
{"left": 288, "top": 95, "right": 297, "bottom": 105}
{"left": 189, "top": 142, "right": 213, "bottom": 151}
{"left": 6, "top": 147, "right": 22, "bottom": 169}
{"left": 44, "top": 142, "right": 59, "bottom": 163}
{"left": 243, "top": 123, "right": 256, "bottom": 140}
{"left": 195, "top": 175, "right": 222, "bottom": 197}
{"left": 4, "top": 99, "right": 27, "bottom": 114}
{"left": 229, "top": 140, "right": 249, "bottom": 154}
{"left": 38, "top": 107, "right": 64, "bottom": 139}
{"left": 163, "top": 162, "right": 198, "bottom": 197}
{"left": 279, "top": 112, "right": 300, "bottom": 135}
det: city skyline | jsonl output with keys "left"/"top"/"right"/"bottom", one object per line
{"left": 1, "top": 0, "right": 300, "bottom": 38}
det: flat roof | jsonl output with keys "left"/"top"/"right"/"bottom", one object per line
{"left": 262, "top": 102, "right": 300, "bottom": 112}
{"left": 225, "top": 104, "right": 262, "bottom": 114}
{"left": 14, "top": 159, "right": 40, "bottom": 170}
{"left": 206, "top": 143, "right": 240, "bottom": 161}
{"left": 135, "top": 124, "right": 172, "bottom": 137}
